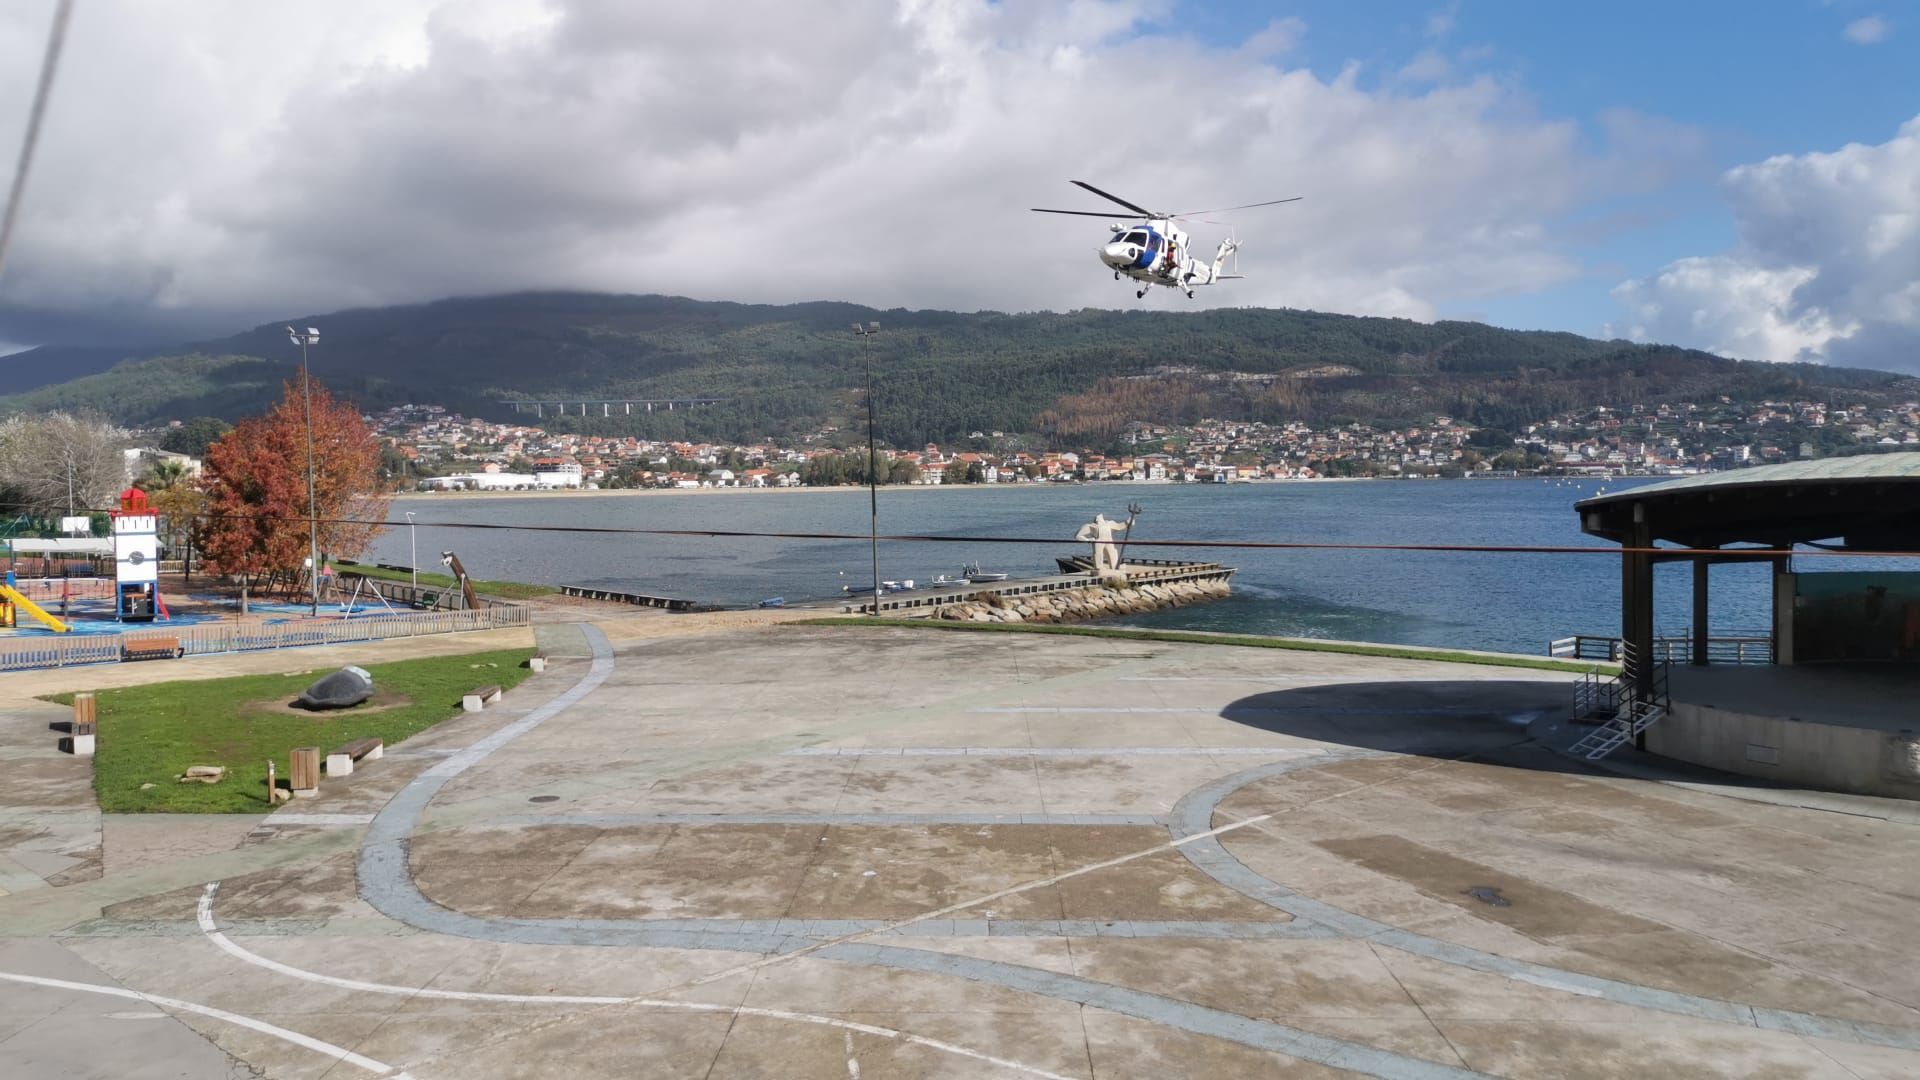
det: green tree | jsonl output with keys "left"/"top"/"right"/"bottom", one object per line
{"left": 159, "top": 416, "right": 231, "bottom": 458}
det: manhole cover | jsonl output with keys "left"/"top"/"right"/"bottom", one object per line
{"left": 1464, "top": 885, "right": 1511, "bottom": 907}
{"left": 528, "top": 795, "right": 560, "bottom": 804}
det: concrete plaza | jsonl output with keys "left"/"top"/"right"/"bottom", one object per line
{"left": 3, "top": 619, "right": 1919, "bottom": 1078}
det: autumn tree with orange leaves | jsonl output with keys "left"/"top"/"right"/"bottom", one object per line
{"left": 196, "top": 376, "right": 389, "bottom": 583}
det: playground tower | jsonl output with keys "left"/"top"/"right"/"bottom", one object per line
{"left": 112, "top": 488, "right": 164, "bottom": 622}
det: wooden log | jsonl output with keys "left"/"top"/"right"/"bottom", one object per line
{"left": 289, "top": 747, "right": 320, "bottom": 797}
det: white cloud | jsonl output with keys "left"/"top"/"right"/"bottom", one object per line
{"left": 1240, "top": 16, "right": 1306, "bottom": 59}
{"left": 1397, "top": 49, "right": 1453, "bottom": 83}
{"left": 1843, "top": 15, "right": 1891, "bottom": 45}
{"left": 0, "top": 0, "right": 1691, "bottom": 343}
{"left": 1610, "top": 115, "right": 1920, "bottom": 372}
{"left": 1424, "top": 3, "right": 1459, "bottom": 40}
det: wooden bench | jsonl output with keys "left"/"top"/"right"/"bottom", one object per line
{"left": 462, "top": 684, "right": 503, "bottom": 712}
{"left": 325, "top": 737, "right": 384, "bottom": 777}
{"left": 122, "top": 636, "right": 183, "bottom": 662}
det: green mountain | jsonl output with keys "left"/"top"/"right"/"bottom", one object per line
{"left": 4, "top": 291, "right": 1915, "bottom": 446}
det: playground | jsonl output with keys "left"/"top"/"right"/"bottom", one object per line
{"left": 0, "top": 577, "right": 391, "bottom": 636}
{"left": 0, "top": 491, "right": 518, "bottom": 674}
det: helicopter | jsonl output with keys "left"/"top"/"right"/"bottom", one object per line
{"left": 1032, "top": 180, "right": 1302, "bottom": 299}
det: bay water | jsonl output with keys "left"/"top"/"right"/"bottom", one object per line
{"left": 370, "top": 479, "right": 1779, "bottom": 656}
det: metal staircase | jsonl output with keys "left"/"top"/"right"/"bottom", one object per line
{"left": 1569, "top": 698, "right": 1667, "bottom": 760}
{"left": 1567, "top": 644, "right": 1669, "bottom": 761}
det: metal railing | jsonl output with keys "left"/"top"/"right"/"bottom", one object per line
{"left": 1570, "top": 639, "right": 1666, "bottom": 711}
{"left": 4, "top": 576, "right": 116, "bottom": 601}
{"left": 1550, "top": 630, "right": 1773, "bottom": 665}
{"left": 0, "top": 604, "right": 530, "bottom": 673}
{"left": 332, "top": 574, "right": 516, "bottom": 612}
{"left": 1572, "top": 669, "right": 1621, "bottom": 718}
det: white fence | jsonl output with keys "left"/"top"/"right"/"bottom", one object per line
{"left": 0, "top": 605, "right": 531, "bottom": 673}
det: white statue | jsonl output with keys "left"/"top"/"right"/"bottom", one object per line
{"left": 1075, "top": 513, "right": 1131, "bottom": 576}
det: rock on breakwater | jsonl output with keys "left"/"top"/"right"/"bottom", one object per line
{"left": 930, "top": 575, "right": 1232, "bottom": 624}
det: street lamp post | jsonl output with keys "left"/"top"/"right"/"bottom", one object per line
{"left": 404, "top": 511, "right": 418, "bottom": 597}
{"left": 852, "top": 321, "right": 881, "bottom": 615}
{"left": 287, "top": 326, "right": 321, "bottom": 617}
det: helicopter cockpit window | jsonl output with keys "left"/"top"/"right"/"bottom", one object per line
{"left": 1121, "top": 231, "right": 1149, "bottom": 246}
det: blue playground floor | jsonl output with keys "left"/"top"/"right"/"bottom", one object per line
{"left": 4, "top": 592, "right": 384, "bottom": 637}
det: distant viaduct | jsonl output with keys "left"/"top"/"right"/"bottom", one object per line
{"left": 500, "top": 398, "right": 728, "bottom": 418}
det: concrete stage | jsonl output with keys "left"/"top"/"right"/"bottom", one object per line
{"left": 1656, "top": 663, "right": 1920, "bottom": 798}
{"left": 6, "top": 620, "right": 1920, "bottom": 1078}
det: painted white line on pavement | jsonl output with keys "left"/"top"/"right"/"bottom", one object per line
{"left": 197, "top": 883, "right": 1074, "bottom": 1080}
{"left": 263, "top": 813, "right": 377, "bottom": 827}
{"left": 784, "top": 746, "right": 1323, "bottom": 758}
{"left": 0, "top": 968, "right": 412, "bottom": 1078}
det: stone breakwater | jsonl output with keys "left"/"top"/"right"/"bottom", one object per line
{"left": 930, "top": 575, "right": 1232, "bottom": 624}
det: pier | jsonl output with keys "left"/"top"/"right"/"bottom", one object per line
{"left": 557, "top": 584, "right": 700, "bottom": 611}
{"left": 815, "top": 559, "right": 1236, "bottom": 617}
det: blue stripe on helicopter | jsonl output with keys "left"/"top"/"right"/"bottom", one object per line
{"left": 1134, "top": 228, "right": 1160, "bottom": 270}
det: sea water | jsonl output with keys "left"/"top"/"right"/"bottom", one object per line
{"left": 369, "top": 479, "right": 1782, "bottom": 656}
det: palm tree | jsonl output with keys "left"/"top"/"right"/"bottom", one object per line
{"left": 138, "top": 457, "right": 201, "bottom": 565}
{"left": 138, "top": 457, "right": 189, "bottom": 494}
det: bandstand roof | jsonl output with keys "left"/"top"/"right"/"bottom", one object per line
{"left": 1577, "top": 452, "right": 1920, "bottom": 550}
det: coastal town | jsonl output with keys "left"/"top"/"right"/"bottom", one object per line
{"left": 359, "top": 393, "right": 1920, "bottom": 491}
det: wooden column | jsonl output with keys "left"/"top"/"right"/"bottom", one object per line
{"left": 1691, "top": 552, "right": 1712, "bottom": 666}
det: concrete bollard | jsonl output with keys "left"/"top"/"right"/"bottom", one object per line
{"left": 528, "top": 655, "right": 547, "bottom": 673}
{"left": 289, "top": 747, "right": 320, "bottom": 799}
{"left": 70, "top": 693, "right": 96, "bottom": 756}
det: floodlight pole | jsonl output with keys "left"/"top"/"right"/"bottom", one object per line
{"left": 289, "top": 326, "right": 321, "bottom": 617}
{"left": 404, "top": 511, "right": 417, "bottom": 595}
{"left": 853, "top": 321, "right": 881, "bottom": 615}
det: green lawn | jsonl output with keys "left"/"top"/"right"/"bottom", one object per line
{"left": 54, "top": 647, "right": 535, "bottom": 813}
{"left": 801, "top": 617, "right": 1613, "bottom": 675}
{"left": 338, "top": 562, "right": 557, "bottom": 601}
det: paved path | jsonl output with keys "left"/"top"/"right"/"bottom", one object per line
{"left": 4, "top": 619, "right": 1920, "bottom": 1077}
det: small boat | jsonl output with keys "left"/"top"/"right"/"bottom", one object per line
{"left": 963, "top": 561, "right": 1009, "bottom": 583}
{"left": 842, "top": 583, "right": 878, "bottom": 596}
{"left": 883, "top": 579, "right": 918, "bottom": 593}
{"left": 928, "top": 574, "right": 966, "bottom": 589}
{"left": 756, "top": 597, "right": 786, "bottom": 608}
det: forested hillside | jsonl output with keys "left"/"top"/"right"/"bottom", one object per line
{"left": 3, "top": 291, "right": 1913, "bottom": 447}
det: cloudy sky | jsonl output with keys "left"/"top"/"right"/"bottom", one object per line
{"left": 0, "top": 0, "right": 1913, "bottom": 373}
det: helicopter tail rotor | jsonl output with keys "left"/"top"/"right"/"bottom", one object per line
{"left": 1210, "top": 236, "right": 1241, "bottom": 281}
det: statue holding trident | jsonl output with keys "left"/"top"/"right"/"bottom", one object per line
{"left": 1074, "top": 512, "right": 1132, "bottom": 581}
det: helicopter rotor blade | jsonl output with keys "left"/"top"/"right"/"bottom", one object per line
{"left": 1070, "top": 180, "right": 1158, "bottom": 218}
{"left": 1030, "top": 208, "right": 1136, "bottom": 218}
{"left": 1172, "top": 196, "right": 1303, "bottom": 217}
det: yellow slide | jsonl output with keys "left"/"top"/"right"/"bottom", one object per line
{"left": 0, "top": 583, "right": 69, "bottom": 632}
